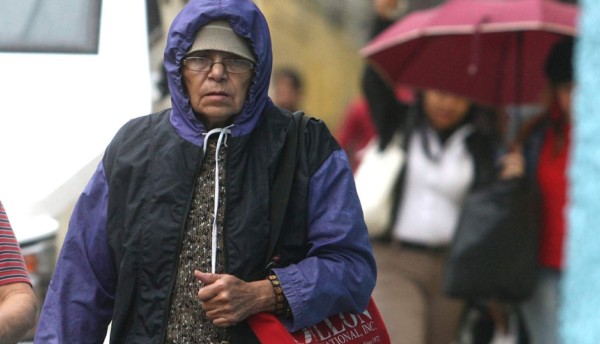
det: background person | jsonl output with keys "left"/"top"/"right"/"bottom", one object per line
{"left": 336, "top": 0, "right": 410, "bottom": 173}
{"left": 519, "top": 36, "right": 575, "bottom": 344}
{"left": 35, "top": 1, "right": 376, "bottom": 343}
{"left": 336, "top": 85, "right": 414, "bottom": 173}
{"left": 271, "top": 66, "right": 304, "bottom": 112}
{"left": 0, "top": 201, "right": 37, "bottom": 344}
{"left": 364, "top": 87, "right": 497, "bottom": 344}
{"left": 335, "top": 96, "right": 378, "bottom": 172}
{"left": 362, "top": 51, "right": 523, "bottom": 344}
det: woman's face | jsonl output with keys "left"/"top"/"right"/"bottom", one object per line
{"left": 423, "top": 90, "right": 471, "bottom": 131}
{"left": 182, "top": 50, "right": 254, "bottom": 130}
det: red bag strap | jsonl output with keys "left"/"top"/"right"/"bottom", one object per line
{"left": 247, "top": 312, "right": 295, "bottom": 344}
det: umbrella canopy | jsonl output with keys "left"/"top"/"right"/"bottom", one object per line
{"left": 361, "top": 0, "right": 578, "bottom": 106}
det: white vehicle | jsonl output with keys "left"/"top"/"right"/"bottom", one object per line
{"left": 0, "top": 0, "right": 153, "bottom": 340}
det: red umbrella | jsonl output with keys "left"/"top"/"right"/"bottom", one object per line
{"left": 360, "top": 0, "right": 579, "bottom": 106}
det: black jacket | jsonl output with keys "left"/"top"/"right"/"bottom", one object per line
{"left": 103, "top": 107, "right": 337, "bottom": 342}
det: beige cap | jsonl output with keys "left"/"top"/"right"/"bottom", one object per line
{"left": 187, "top": 20, "right": 256, "bottom": 63}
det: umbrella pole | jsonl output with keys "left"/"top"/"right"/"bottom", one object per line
{"left": 506, "top": 32, "right": 524, "bottom": 150}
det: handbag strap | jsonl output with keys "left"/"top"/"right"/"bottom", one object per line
{"left": 266, "top": 110, "right": 310, "bottom": 269}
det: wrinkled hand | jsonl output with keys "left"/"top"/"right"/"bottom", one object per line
{"left": 195, "top": 270, "right": 275, "bottom": 327}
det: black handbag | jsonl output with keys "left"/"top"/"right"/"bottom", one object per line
{"left": 443, "top": 178, "right": 539, "bottom": 302}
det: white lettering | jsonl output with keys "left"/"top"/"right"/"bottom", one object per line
{"left": 361, "top": 321, "right": 375, "bottom": 333}
{"left": 341, "top": 313, "right": 359, "bottom": 328}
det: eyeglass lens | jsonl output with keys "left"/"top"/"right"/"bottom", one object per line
{"left": 184, "top": 57, "right": 253, "bottom": 73}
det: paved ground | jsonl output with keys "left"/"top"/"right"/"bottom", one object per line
{"left": 371, "top": 241, "right": 405, "bottom": 344}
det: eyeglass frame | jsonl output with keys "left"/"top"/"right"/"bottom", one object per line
{"left": 182, "top": 55, "right": 255, "bottom": 74}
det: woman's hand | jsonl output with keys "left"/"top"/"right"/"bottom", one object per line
{"left": 374, "top": 0, "right": 404, "bottom": 19}
{"left": 499, "top": 149, "right": 525, "bottom": 179}
{"left": 195, "top": 270, "right": 276, "bottom": 327}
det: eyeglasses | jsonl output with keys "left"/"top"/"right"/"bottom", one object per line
{"left": 182, "top": 56, "right": 255, "bottom": 74}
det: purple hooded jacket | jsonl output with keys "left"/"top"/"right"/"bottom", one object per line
{"left": 35, "top": 1, "right": 376, "bottom": 342}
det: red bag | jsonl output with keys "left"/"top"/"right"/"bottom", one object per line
{"left": 248, "top": 297, "right": 391, "bottom": 344}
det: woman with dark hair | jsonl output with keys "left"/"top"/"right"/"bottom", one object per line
{"left": 361, "top": 59, "right": 523, "bottom": 343}
{"left": 359, "top": 2, "right": 528, "bottom": 342}
{"left": 518, "top": 36, "right": 575, "bottom": 344}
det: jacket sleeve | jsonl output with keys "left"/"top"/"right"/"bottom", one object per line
{"left": 273, "top": 149, "right": 377, "bottom": 331}
{"left": 34, "top": 162, "right": 116, "bottom": 343}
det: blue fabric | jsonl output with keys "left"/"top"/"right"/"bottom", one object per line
{"left": 274, "top": 149, "right": 376, "bottom": 331}
{"left": 560, "top": 1, "right": 600, "bottom": 343}
{"left": 164, "top": 0, "right": 273, "bottom": 146}
{"left": 35, "top": 163, "right": 114, "bottom": 343}
{"left": 520, "top": 268, "right": 561, "bottom": 344}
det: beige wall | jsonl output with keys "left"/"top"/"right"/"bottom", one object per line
{"left": 256, "top": 1, "right": 365, "bottom": 133}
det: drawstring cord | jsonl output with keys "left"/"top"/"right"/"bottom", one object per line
{"left": 203, "top": 124, "right": 233, "bottom": 274}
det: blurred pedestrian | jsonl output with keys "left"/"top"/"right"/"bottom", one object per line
{"left": 271, "top": 67, "right": 304, "bottom": 112}
{"left": 363, "top": 78, "right": 499, "bottom": 344}
{"left": 0, "top": 201, "right": 37, "bottom": 344}
{"left": 518, "top": 36, "right": 575, "bottom": 344}
{"left": 362, "top": 27, "right": 522, "bottom": 344}
{"left": 336, "top": 0, "right": 408, "bottom": 173}
{"left": 34, "top": 1, "right": 376, "bottom": 343}
{"left": 337, "top": 85, "right": 414, "bottom": 172}
{"left": 336, "top": 96, "right": 377, "bottom": 172}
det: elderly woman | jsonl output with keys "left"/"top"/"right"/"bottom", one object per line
{"left": 35, "top": 1, "right": 376, "bottom": 343}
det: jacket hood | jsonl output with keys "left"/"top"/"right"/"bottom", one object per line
{"left": 164, "top": 0, "right": 273, "bottom": 146}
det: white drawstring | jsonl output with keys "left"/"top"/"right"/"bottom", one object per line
{"left": 203, "top": 125, "right": 232, "bottom": 274}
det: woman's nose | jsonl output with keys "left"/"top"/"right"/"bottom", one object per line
{"left": 208, "top": 61, "right": 227, "bottom": 80}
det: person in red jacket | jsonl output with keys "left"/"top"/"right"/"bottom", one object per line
{"left": 520, "top": 37, "right": 575, "bottom": 344}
